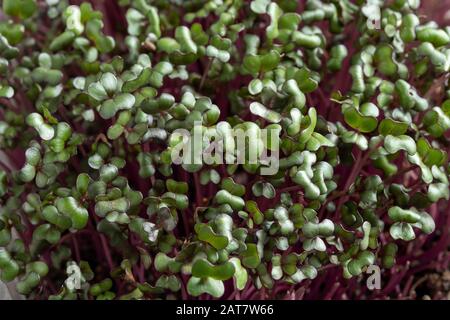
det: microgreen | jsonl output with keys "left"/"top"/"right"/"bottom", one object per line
{"left": 0, "top": 0, "right": 449, "bottom": 301}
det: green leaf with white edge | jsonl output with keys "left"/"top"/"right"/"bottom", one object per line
{"left": 88, "top": 82, "right": 108, "bottom": 101}
{"left": 388, "top": 206, "right": 421, "bottom": 223}
{"left": 0, "top": 85, "right": 14, "bottom": 98}
{"left": 407, "top": 153, "right": 433, "bottom": 184}
{"left": 266, "top": 2, "right": 282, "bottom": 40}
{"left": 298, "top": 108, "right": 317, "bottom": 144}
{"left": 195, "top": 223, "right": 228, "bottom": 250}
{"left": 214, "top": 189, "right": 245, "bottom": 211}
{"left": 252, "top": 181, "right": 276, "bottom": 199}
{"left": 390, "top": 222, "right": 415, "bottom": 241}
{"left": 250, "top": 0, "right": 271, "bottom": 14}
{"left": 100, "top": 72, "right": 117, "bottom": 94}
{"left": 428, "top": 183, "right": 450, "bottom": 202}
{"left": 294, "top": 68, "right": 318, "bottom": 93}
{"left": 248, "top": 79, "right": 263, "bottom": 95}
{"left": 187, "top": 276, "right": 224, "bottom": 298}
{"left": 55, "top": 197, "right": 88, "bottom": 230}
{"left": 384, "top": 135, "right": 417, "bottom": 156}
{"left": 175, "top": 26, "right": 197, "bottom": 54}
{"left": 229, "top": 258, "right": 248, "bottom": 290}
{"left": 415, "top": 211, "right": 435, "bottom": 234}
{"left": 343, "top": 106, "right": 378, "bottom": 133}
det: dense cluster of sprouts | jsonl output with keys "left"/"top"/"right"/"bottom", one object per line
{"left": 0, "top": 0, "right": 449, "bottom": 300}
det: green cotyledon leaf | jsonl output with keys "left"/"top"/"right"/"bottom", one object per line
{"left": 187, "top": 276, "right": 224, "bottom": 298}
{"left": 343, "top": 106, "right": 378, "bottom": 133}
{"left": 191, "top": 259, "right": 235, "bottom": 280}
{"left": 417, "top": 138, "right": 447, "bottom": 167}
{"left": 194, "top": 223, "right": 228, "bottom": 250}
{"left": 3, "top": 0, "right": 37, "bottom": 19}
{"left": 378, "top": 118, "right": 408, "bottom": 136}
{"left": 241, "top": 243, "right": 260, "bottom": 268}
{"left": 229, "top": 257, "right": 248, "bottom": 290}
{"left": 55, "top": 197, "right": 88, "bottom": 229}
